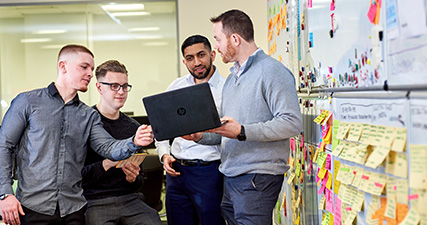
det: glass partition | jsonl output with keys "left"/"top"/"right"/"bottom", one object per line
{"left": 0, "top": 1, "right": 178, "bottom": 122}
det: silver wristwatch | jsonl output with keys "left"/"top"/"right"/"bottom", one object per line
{"left": 0, "top": 193, "right": 12, "bottom": 200}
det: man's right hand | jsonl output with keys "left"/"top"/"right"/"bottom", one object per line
{"left": 162, "top": 154, "right": 180, "bottom": 177}
{"left": 0, "top": 195, "right": 25, "bottom": 225}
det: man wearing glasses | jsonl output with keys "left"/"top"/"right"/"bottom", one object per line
{"left": 81, "top": 60, "right": 162, "bottom": 225}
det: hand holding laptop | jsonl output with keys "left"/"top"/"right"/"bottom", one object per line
{"left": 181, "top": 117, "right": 241, "bottom": 141}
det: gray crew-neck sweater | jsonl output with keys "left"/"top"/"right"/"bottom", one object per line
{"left": 199, "top": 49, "right": 302, "bottom": 177}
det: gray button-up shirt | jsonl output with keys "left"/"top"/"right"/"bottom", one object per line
{"left": 0, "top": 82, "right": 140, "bottom": 217}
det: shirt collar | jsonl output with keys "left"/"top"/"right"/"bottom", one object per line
{"left": 48, "top": 82, "right": 80, "bottom": 105}
{"left": 231, "top": 48, "right": 263, "bottom": 77}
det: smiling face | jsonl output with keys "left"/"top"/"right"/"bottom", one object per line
{"left": 213, "top": 22, "right": 236, "bottom": 64}
{"left": 183, "top": 42, "right": 216, "bottom": 82}
{"left": 96, "top": 71, "right": 129, "bottom": 111}
{"left": 60, "top": 51, "right": 95, "bottom": 92}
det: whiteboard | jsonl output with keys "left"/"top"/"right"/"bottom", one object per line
{"left": 386, "top": 0, "right": 427, "bottom": 86}
{"left": 305, "top": 0, "right": 386, "bottom": 89}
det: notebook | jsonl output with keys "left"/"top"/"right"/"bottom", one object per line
{"left": 142, "top": 82, "right": 221, "bottom": 141}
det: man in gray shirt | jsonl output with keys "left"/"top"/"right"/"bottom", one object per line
{"left": 185, "top": 10, "right": 302, "bottom": 225}
{"left": 0, "top": 44, "right": 153, "bottom": 225}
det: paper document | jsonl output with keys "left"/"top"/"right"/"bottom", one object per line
{"left": 116, "top": 153, "right": 147, "bottom": 168}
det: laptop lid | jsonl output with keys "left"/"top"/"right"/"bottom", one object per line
{"left": 142, "top": 82, "right": 221, "bottom": 141}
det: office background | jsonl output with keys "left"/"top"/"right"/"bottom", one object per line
{"left": 0, "top": 0, "right": 267, "bottom": 121}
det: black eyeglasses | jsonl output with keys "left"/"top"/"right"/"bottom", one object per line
{"left": 100, "top": 82, "right": 132, "bottom": 92}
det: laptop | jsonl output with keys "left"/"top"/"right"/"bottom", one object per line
{"left": 142, "top": 82, "right": 221, "bottom": 141}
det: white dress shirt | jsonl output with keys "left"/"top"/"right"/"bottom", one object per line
{"left": 156, "top": 68, "right": 225, "bottom": 161}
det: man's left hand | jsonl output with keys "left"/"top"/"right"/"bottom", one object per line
{"left": 123, "top": 162, "right": 140, "bottom": 183}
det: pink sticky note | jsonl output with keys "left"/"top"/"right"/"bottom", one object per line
{"left": 367, "top": 1, "right": 377, "bottom": 24}
{"left": 322, "top": 172, "right": 329, "bottom": 186}
{"left": 307, "top": 0, "right": 312, "bottom": 8}
{"left": 316, "top": 167, "right": 321, "bottom": 182}
{"left": 330, "top": 2, "right": 335, "bottom": 10}
{"left": 304, "top": 146, "right": 308, "bottom": 161}
{"left": 408, "top": 194, "right": 419, "bottom": 200}
{"left": 318, "top": 184, "right": 326, "bottom": 195}
{"left": 374, "top": 182, "right": 383, "bottom": 188}
{"left": 308, "top": 159, "right": 313, "bottom": 175}
{"left": 290, "top": 138, "right": 295, "bottom": 152}
{"left": 325, "top": 154, "right": 331, "bottom": 170}
{"left": 334, "top": 196, "right": 342, "bottom": 225}
{"left": 325, "top": 189, "right": 334, "bottom": 213}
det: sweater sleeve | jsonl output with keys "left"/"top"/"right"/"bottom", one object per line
{"left": 245, "top": 66, "right": 303, "bottom": 142}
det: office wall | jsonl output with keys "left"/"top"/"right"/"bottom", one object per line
{"left": 177, "top": 0, "right": 267, "bottom": 78}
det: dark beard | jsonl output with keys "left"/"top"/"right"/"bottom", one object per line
{"left": 189, "top": 60, "right": 212, "bottom": 80}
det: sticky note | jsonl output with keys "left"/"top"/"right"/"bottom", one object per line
{"left": 334, "top": 196, "right": 342, "bottom": 225}
{"left": 365, "top": 145, "right": 390, "bottom": 169}
{"left": 336, "top": 122, "right": 350, "bottom": 140}
{"left": 409, "top": 144, "right": 427, "bottom": 189}
{"left": 399, "top": 207, "right": 420, "bottom": 225}
{"left": 385, "top": 194, "right": 396, "bottom": 219}
{"left": 325, "top": 188, "right": 334, "bottom": 213}
{"left": 391, "top": 127, "right": 406, "bottom": 152}
{"left": 396, "top": 179, "right": 408, "bottom": 205}
{"left": 347, "top": 122, "right": 363, "bottom": 142}
{"left": 386, "top": 151, "right": 408, "bottom": 178}
{"left": 333, "top": 160, "right": 341, "bottom": 195}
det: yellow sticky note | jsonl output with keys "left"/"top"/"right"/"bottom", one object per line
{"left": 333, "top": 160, "right": 341, "bottom": 195}
{"left": 359, "top": 123, "right": 372, "bottom": 144}
{"left": 386, "top": 151, "right": 408, "bottom": 178}
{"left": 365, "top": 146, "right": 390, "bottom": 169}
{"left": 319, "top": 194, "right": 326, "bottom": 210}
{"left": 385, "top": 194, "right": 397, "bottom": 220}
{"left": 391, "top": 127, "right": 406, "bottom": 152}
{"left": 396, "top": 179, "right": 408, "bottom": 205}
{"left": 314, "top": 110, "right": 328, "bottom": 124}
{"left": 399, "top": 207, "right": 420, "bottom": 225}
{"left": 318, "top": 166, "right": 327, "bottom": 179}
{"left": 336, "top": 122, "right": 350, "bottom": 140}
{"left": 367, "top": 173, "right": 387, "bottom": 196}
{"left": 409, "top": 144, "right": 427, "bottom": 189}
{"left": 287, "top": 173, "right": 296, "bottom": 185}
{"left": 326, "top": 172, "right": 333, "bottom": 190}
{"left": 347, "top": 122, "right": 363, "bottom": 142}
{"left": 331, "top": 141, "right": 345, "bottom": 156}
{"left": 382, "top": 126, "right": 396, "bottom": 148}
{"left": 352, "top": 191, "right": 365, "bottom": 212}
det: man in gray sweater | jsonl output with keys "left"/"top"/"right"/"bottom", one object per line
{"left": 184, "top": 9, "right": 302, "bottom": 225}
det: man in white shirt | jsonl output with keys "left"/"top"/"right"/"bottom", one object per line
{"left": 156, "top": 35, "right": 226, "bottom": 225}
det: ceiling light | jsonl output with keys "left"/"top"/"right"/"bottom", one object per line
{"left": 101, "top": 4, "right": 144, "bottom": 11}
{"left": 111, "top": 12, "right": 150, "bottom": 17}
{"left": 144, "top": 42, "right": 168, "bottom": 46}
{"left": 128, "top": 27, "right": 160, "bottom": 32}
{"left": 1, "top": 100, "right": 8, "bottom": 108}
{"left": 20, "top": 38, "right": 52, "bottom": 43}
{"left": 33, "top": 29, "right": 67, "bottom": 34}
{"left": 41, "top": 45, "right": 64, "bottom": 49}
{"left": 134, "top": 35, "right": 162, "bottom": 40}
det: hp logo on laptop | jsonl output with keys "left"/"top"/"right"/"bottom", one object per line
{"left": 177, "top": 107, "right": 186, "bottom": 116}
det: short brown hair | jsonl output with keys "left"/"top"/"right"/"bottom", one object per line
{"left": 210, "top": 9, "right": 254, "bottom": 42}
{"left": 58, "top": 44, "right": 94, "bottom": 60}
{"left": 95, "top": 60, "right": 128, "bottom": 80}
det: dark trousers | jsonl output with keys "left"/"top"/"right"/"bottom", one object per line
{"left": 165, "top": 160, "right": 226, "bottom": 225}
{"left": 221, "top": 173, "right": 284, "bottom": 225}
{"left": 20, "top": 204, "right": 86, "bottom": 225}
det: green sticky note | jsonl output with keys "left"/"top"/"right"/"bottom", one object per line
{"left": 332, "top": 120, "right": 340, "bottom": 150}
